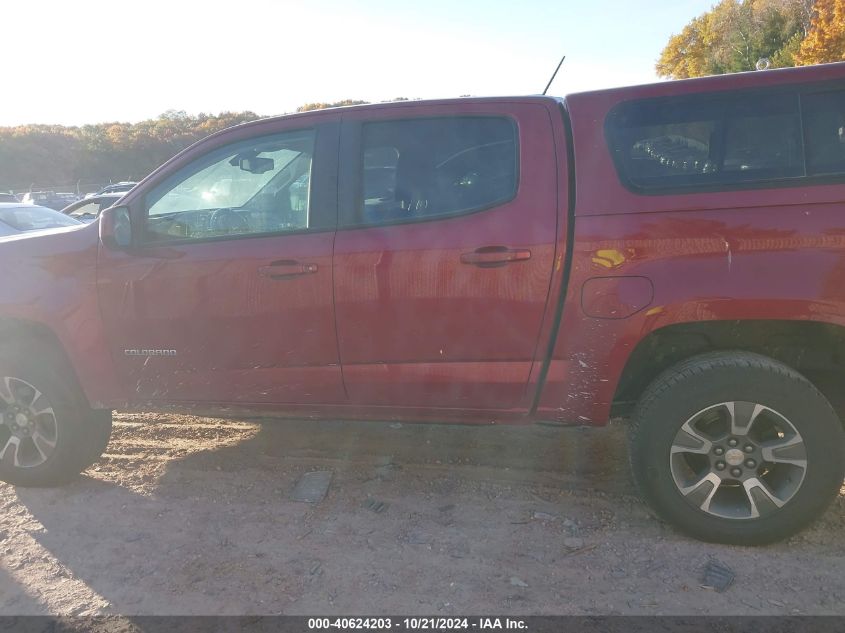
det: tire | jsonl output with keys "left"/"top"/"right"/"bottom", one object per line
{"left": 0, "top": 339, "right": 112, "bottom": 487}
{"left": 629, "top": 351, "right": 845, "bottom": 545}
{"left": 80, "top": 409, "right": 113, "bottom": 468}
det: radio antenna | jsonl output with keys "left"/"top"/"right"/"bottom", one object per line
{"left": 542, "top": 55, "right": 566, "bottom": 96}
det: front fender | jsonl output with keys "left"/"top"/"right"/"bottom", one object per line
{"left": 0, "top": 223, "right": 125, "bottom": 408}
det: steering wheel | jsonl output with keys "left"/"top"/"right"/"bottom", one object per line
{"left": 209, "top": 208, "right": 250, "bottom": 233}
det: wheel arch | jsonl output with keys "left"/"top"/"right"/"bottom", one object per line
{"left": 0, "top": 317, "right": 90, "bottom": 408}
{"left": 612, "top": 319, "right": 845, "bottom": 423}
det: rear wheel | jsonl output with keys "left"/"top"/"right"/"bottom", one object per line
{"left": 630, "top": 351, "right": 845, "bottom": 545}
{"left": 0, "top": 340, "right": 112, "bottom": 487}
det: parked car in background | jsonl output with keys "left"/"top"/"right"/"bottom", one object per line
{"left": 0, "top": 193, "right": 19, "bottom": 203}
{"left": 61, "top": 193, "right": 124, "bottom": 223}
{"left": 0, "top": 203, "right": 81, "bottom": 236}
{"left": 20, "top": 191, "right": 79, "bottom": 210}
{"left": 87, "top": 182, "right": 137, "bottom": 198}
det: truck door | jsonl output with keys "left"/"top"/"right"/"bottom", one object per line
{"left": 97, "top": 121, "right": 345, "bottom": 405}
{"left": 333, "top": 103, "right": 559, "bottom": 410}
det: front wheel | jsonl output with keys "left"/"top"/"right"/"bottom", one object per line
{"left": 629, "top": 351, "right": 845, "bottom": 545}
{"left": 0, "top": 341, "right": 112, "bottom": 487}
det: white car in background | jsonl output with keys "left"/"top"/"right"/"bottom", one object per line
{"left": 0, "top": 203, "right": 81, "bottom": 237}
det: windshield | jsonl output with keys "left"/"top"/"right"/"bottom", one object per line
{"left": 0, "top": 205, "right": 81, "bottom": 231}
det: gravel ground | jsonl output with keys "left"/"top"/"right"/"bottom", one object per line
{"left": 0, "top": 413, "right": 842, "bottom": 615}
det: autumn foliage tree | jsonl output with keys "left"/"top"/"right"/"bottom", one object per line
{"left": 795, "top": 0, "right": 845, "bottom": 64}
{"left": 0, "top": 110, "right": 261, "bottom": 192}
{"left": 657, "top": 0, "right": 814, "bottom": 78}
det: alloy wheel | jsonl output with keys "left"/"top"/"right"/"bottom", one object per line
{"left": 0, "top": 376, "right": 59, "bottom": 468}
{"left": 669, "top": 401, "right": 807, "bottom": 520}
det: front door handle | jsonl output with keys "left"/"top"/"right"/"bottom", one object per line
{"left": 460, "top": 246, "right": 532, "bottom": 267}
{"left": 258, "top": 260, "right": 318, "bottom": 280}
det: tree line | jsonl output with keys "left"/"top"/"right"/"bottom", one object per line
{"left": 0, "top": 100, "right": 415, "bottom": 193}
{"left": 0, "top": 110, "right": 261, "bottom": 192}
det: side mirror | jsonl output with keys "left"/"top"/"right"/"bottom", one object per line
{"left": 99, "top": 206, "right": 133, "bottom": 250}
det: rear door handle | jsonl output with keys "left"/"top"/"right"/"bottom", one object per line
{"left": 258, "top": 260, "right": 318, "bottom": 280}
{"left": 460, "top": 246, "right": 532, "bottom": 267}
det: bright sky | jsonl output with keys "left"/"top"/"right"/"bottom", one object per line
{"left": 2, "top": 0, "right": 716, "bottom": 126}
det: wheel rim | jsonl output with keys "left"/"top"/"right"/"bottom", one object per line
{"left": 0, "top": 376, "right": 58, "bottom": 468}
{"left": 669, "top": 401, "right": 807, "bottom": 520}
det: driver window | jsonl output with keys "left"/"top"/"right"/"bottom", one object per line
{"left": 144, "top": 129, "right": 315, "bottom": 242}
{"left": 354, "top": 116, "right": 517, "bottom": 227}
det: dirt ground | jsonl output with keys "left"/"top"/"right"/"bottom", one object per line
{"left": 0, "top": 412, "right": 842, "bottom": 616}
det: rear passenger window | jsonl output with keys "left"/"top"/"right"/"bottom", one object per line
{"left": 606, "top": 93, "right": 804, "bottom": 192}
{"left": 803, "top": 90, "right": 845, "bottom": 177}
{"left": 354, "top": 117, "right": 517, "bottom": 226}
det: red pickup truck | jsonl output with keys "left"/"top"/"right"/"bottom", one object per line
{"left": 1, "top": 62, "right": 844, "bottom": 545}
